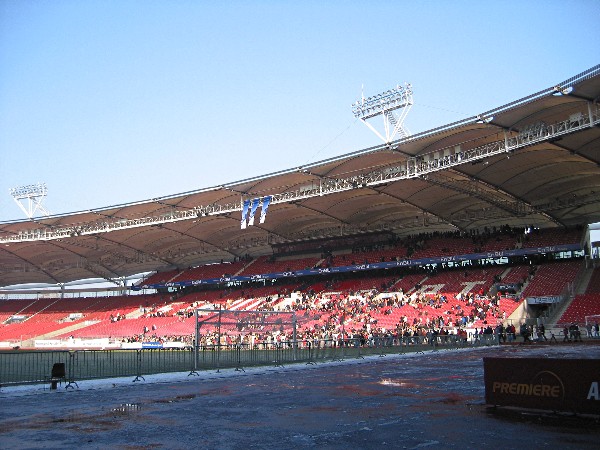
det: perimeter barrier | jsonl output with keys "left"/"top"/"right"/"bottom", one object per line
{"left": 0, "top": 334, "right": 497, "bottom": 388}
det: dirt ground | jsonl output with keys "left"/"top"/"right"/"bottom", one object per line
{"left": 1, "top": 344, "right": 598, "bottom": 449}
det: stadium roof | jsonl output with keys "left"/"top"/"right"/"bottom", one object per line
{"left": 1, "top": 65, "right": 599, "bottom": 289}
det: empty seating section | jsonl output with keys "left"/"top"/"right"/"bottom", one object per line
{"left": 0, "top": 298, "right": 75, "bottom": 341}
{"left": 242, "top": 284, "right": 292, "bottom": 299}
{"left": 332, "top": 275, "right": 400, "bottom": 293}
{"left": 176, "top": 289, "right": 230, "bottom": 306}
{"left": 140, "top": 269, "right": 181, "bottom": 286}
{"left": 500, "top": 265, "right": 531, "bottom": 284}
{"left": 59, "top": 316, "right": 193, "bottom": 340}
{"left": 521, "top": 227, "right": 581, "bottom": 248}
{"left": 520, "top": 261, "right": 582, "bottom": 297}
{"left": 171, "top": 260, "right": 248, "bottom": 282}
{"left": 585, "top": 267, "right": 600, "bottom": 294}
{"left": 0, "top": 298, "right": 36, "bottom": 323}
{"left": 240, "top": 255, "right": 322, "bottom": 274}
{"left": 477, "top": 234, "right": 516, "bottom": 252}
{"left": 175, "top": 282, "right": 298, "bottom": 306}
{"left": 0, "top": 295, "right": 155, "bottom": 342}
{"left": 558, "top": 294, "right": 600, "bottom": 325}
{"left": 411, "top": 237, "right": 476, "bottom": 258}
{"left": 326, "top": 228, "right": 579, "bottom": 264}
{"left": 332, "top": 244, "right": 409, "bottom": 266}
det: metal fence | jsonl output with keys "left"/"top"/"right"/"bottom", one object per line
{"left": 0, "top": 334, "right": 499, "bottom": 388}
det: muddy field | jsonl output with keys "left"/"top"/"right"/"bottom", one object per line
{"left": 1, "top": 344, "right": 598, "bottom": 449}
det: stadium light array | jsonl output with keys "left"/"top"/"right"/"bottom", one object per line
{"left": 10, "top": 183, "right": 48, "bottom": 200}
{"left": 352, "top": 83, "right": 413, "bottom": 143}
{"left": 352, "top": 83, "right": 413, "bottom": 120}
{"left": 9, "top": 183, "right": 51, "bottom": 219}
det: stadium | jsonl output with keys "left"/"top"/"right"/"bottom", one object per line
{"left": 2, "top": 65, "right": 599, "bottom": 348}
{"left": 1, "top": 65, "right": 600, "bottom": 448}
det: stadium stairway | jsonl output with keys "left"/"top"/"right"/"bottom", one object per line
{"left": 125, "top": 309, "right": 146, "bottom": 319}
{"left": 235, "top": 259, "right": 256, "bottom": 276}
{"left": 574, "top": 265, "right": 594, "bottom": 295}
{"left": 543, "top": 265, "right": 595, "bottom": 326}
{"left": 35, "top": 320, "right": 100, "bottom": 340}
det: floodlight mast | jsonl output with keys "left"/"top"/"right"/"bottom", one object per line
{"left": 352, "top": 83, "right": 413, "bottom": 143}
{"left": 10, "top": 183, "right": 51, "bottom": 219}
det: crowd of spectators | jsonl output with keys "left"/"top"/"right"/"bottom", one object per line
{"left": 122, "top": 281, "right": 515, "bottom": 349}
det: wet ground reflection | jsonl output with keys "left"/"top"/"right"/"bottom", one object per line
{"left": 0, "top": 345, "right": 598, "bottom": 449}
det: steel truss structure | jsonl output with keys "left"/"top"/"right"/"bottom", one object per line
{"left": 1, "top": 101, "right": 598, "bottom": 246}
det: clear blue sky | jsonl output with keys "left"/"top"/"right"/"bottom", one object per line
{"left": 1, "top": 0, "right": 598, "bottom": 223}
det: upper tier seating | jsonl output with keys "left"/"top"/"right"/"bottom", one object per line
{"left": 410, "top": 236, "right": 479, "bottom": 259}
{"left": 171, "top": 260, "right": 248, "bottom": 282}
{"left": 239, "top": 255, "right": 322, "bottom": 275}
{"left": 140, "top": 269, "right": 181, "bottom": 286}
{"left": 521, "top": 227, "right": 581, "bottom": 248}
{"left": 137, "top": 227, "right": 581, "bottom": 288}
{"left": 332, "top": 244, "right": 409, "bottom": 266}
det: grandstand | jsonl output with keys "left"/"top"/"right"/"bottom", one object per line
{"left": 1, "top": 66, "right": 600, "bottom": 349}
{"left": 0, "top": 227, "right": 593, "bottom": 347}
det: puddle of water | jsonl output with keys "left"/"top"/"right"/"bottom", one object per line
{"left": 110, "top": 403, "right": 142, "bottom": 415}
{"left": 153, "top": 393, "right": 197, "bottom": 404}
{"left": 378, "top": 378, "right": 421, "bottom": 388}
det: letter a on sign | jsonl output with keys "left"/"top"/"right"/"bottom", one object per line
{"left": 588, "top": 382, "right": 599, "bottom": 400}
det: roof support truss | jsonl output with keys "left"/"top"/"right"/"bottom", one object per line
{"left": 2, "top": 104, "right": 598, "bottom": 245}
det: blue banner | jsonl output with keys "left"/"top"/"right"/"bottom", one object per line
{"left": 247, "top": 198, "right": 261, "bottom": 227}
{"left": 259, "top": 196, "right": 271, "bottom": 224}
{"left": 141, "top": 342, "right": 163, "bottom": 349}
{"left": 240, "top": 199, "right": 251, "bottom": 229}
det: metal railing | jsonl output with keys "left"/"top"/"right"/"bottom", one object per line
{"left": 0, "top": 334, "right": 499, "bottom": 388}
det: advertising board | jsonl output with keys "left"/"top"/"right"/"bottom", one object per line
{"left": 484, "top": 357, "right": 600, "bottom": 415}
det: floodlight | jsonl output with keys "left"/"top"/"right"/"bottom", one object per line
{"left": 553, "top": 85, "right": 573, "bottom": 96}
{"left": 476, "top": 115, "right": 494, "bottom": 124}
{"left": 352, "top": 83, "right": 413, "bottom": 143}
{"left": 10, "top": 183, "right": 48, "bottom": 200}
{"left": 9, "top": 183, "right": 51, "bottom": 219}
